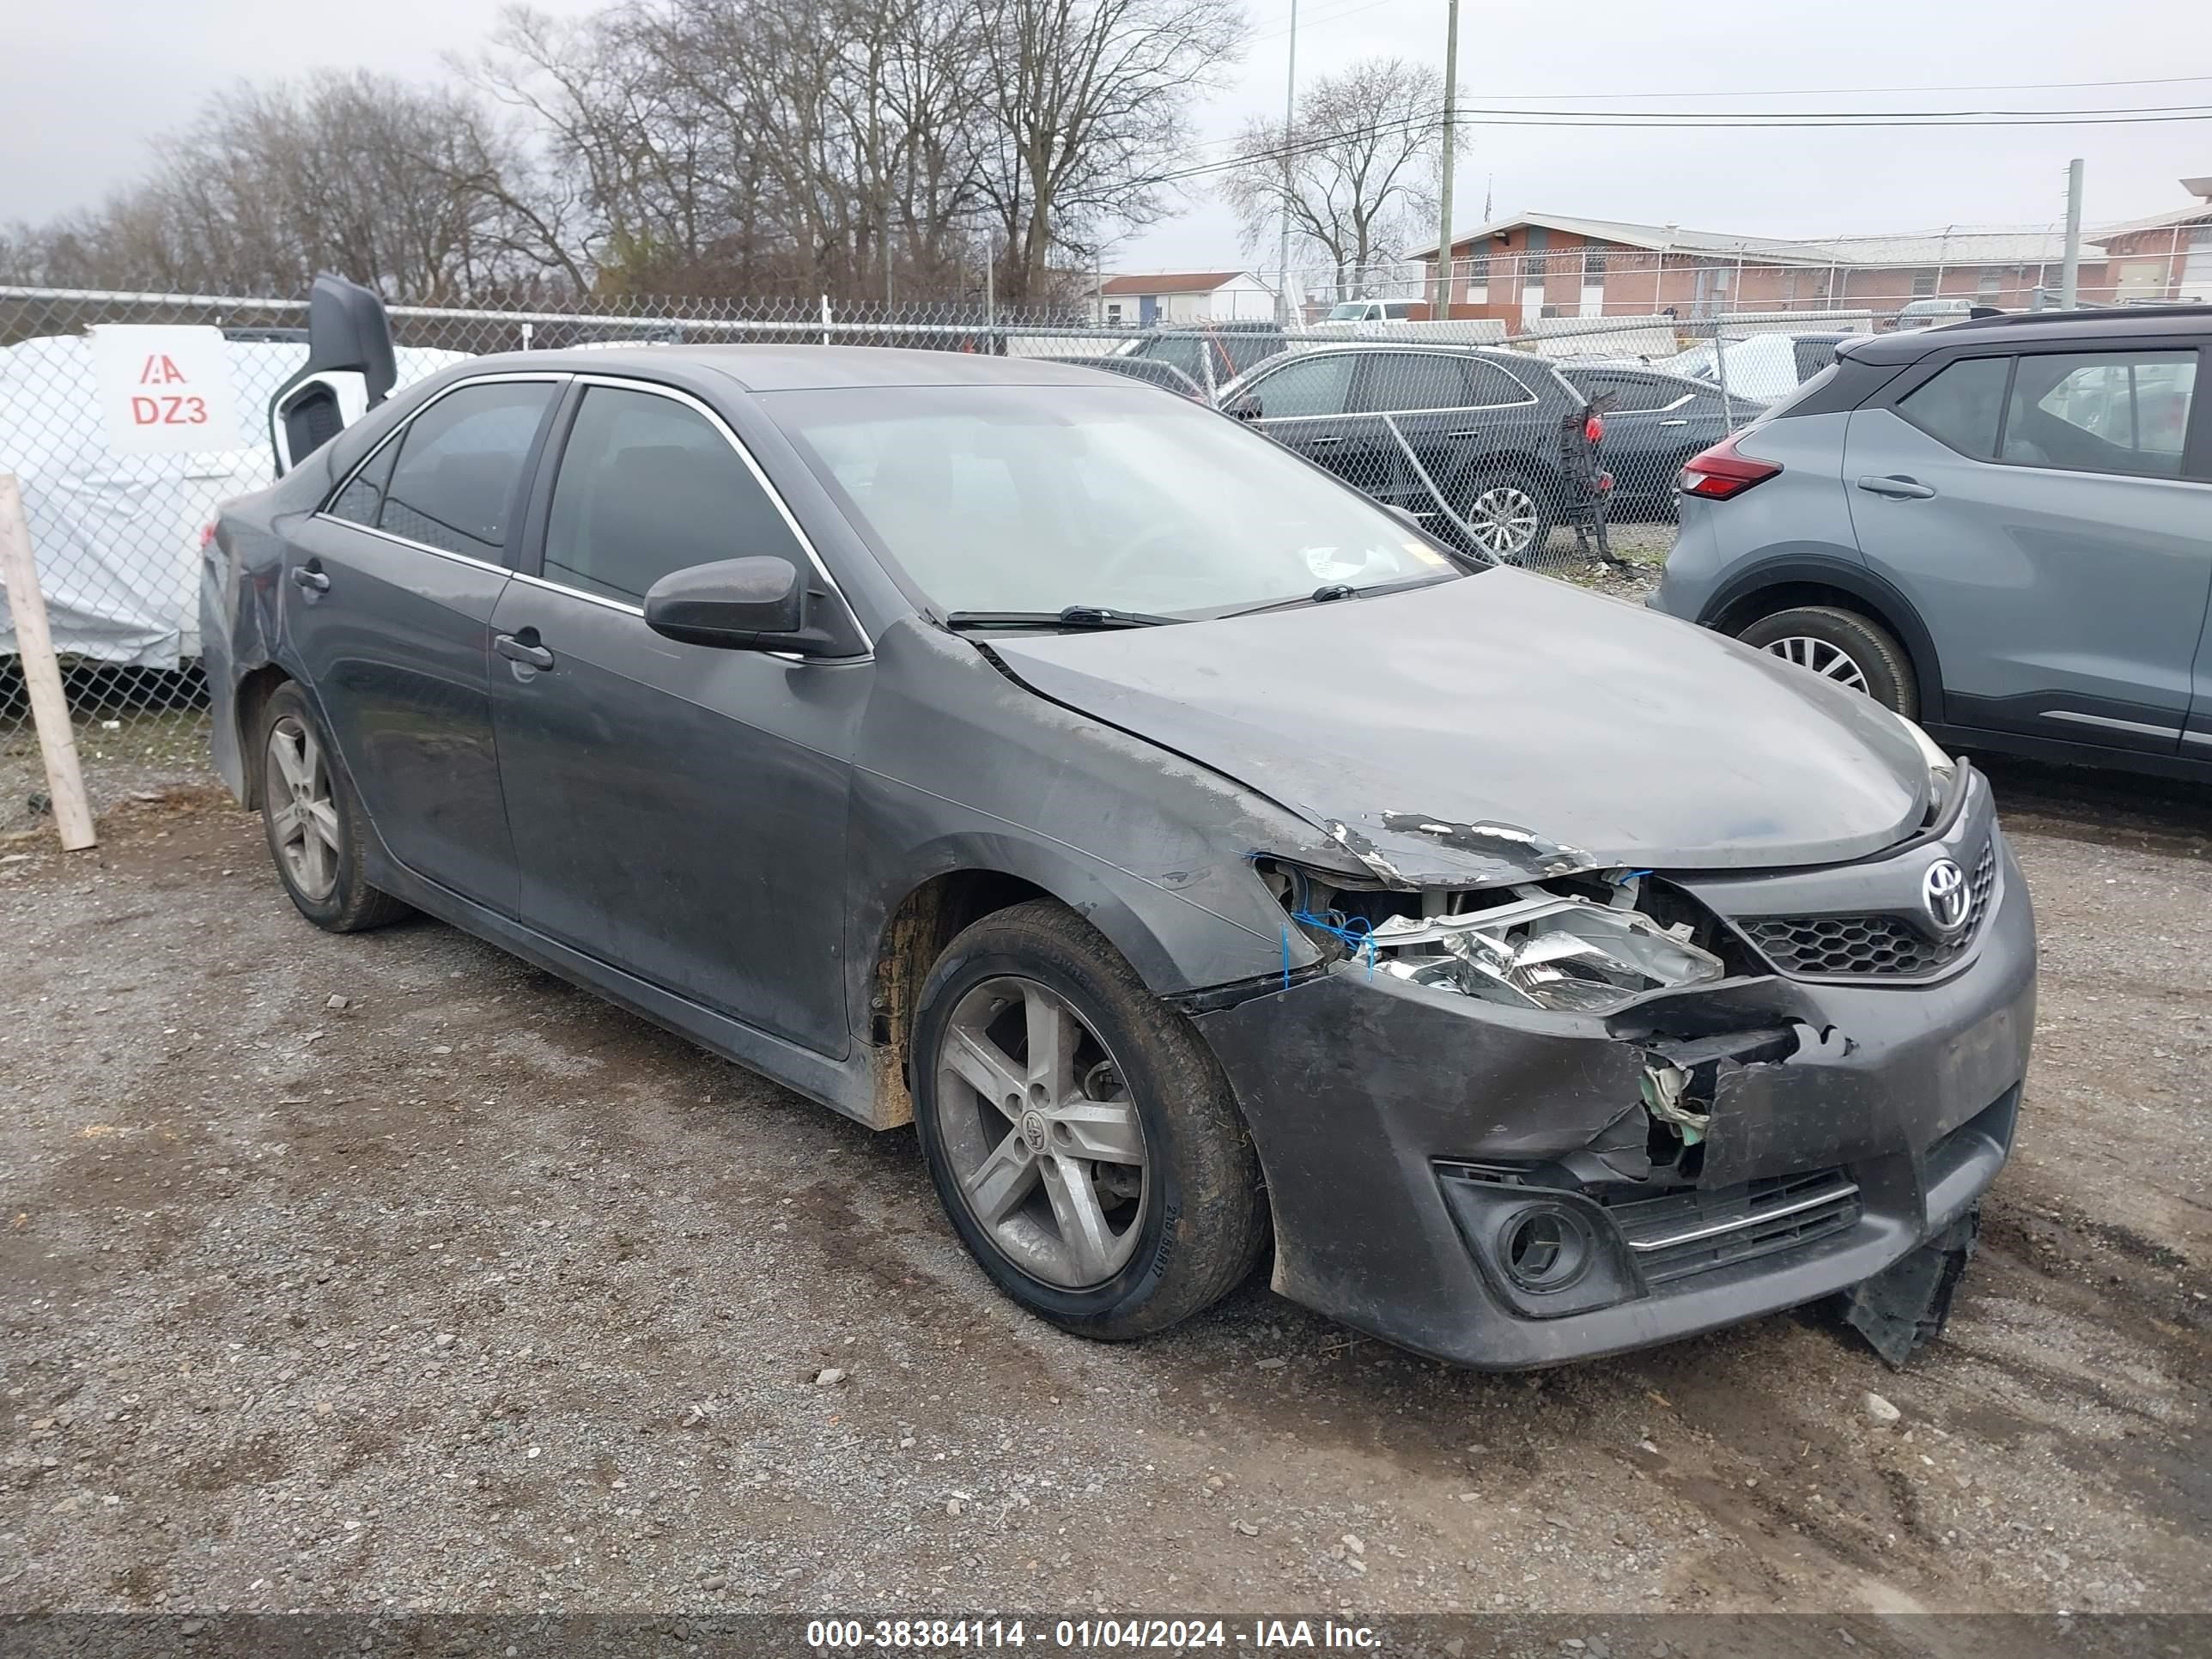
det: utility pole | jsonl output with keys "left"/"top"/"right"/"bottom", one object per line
{"left": 1275, "top": 0, "right": 1299, "bottom": 324}
{"left": 1434, "top": 0, "right": 1461, "bottom": 315}
{"left": 2060, "top": 156, "right": 2085, "bottom": 310}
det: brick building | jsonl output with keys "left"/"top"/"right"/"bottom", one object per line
{"left": 1413, "top": 179, "right": 2212, "bottom": 325}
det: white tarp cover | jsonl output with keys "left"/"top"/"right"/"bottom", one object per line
{"left": 0, "top": 335, "right": 465, "bottom": 668}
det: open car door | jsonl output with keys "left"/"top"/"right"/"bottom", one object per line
{"left": 268, "top": 273, "right": 397, "bottom": 477}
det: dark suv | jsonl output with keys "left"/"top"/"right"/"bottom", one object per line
{"left": 1653, "top": 306, "right": 2211, "bottom": 778}
{"left": 1115, "top": 323, "right": 1287, "bottom": 403}
{"left": 1219, "top": 343, "right": 1589, "bottom": 561}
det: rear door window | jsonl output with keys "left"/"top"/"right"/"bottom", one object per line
{"left": 1467, "top": 360, "right": 1537, "bottom": 406}
{"left": 1358, "top": 354, "right": 1471, "bottom": 413}
{"left": 375, "top": 381, "right": 558, "bottom": 559}
{"left": 2000, "top": 351, "right": 2197, "bottom": 477}
{"left": 1576, "top": 374, "right": 1690, "bottom": 413}
{"left": 1896, "top": 356, "right": 2011, "bottom": 460}
{"left": 543, "top": 385, "right": 806, "bottom": 605}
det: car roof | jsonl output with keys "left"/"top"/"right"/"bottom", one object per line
{"left": 1265, "top": 339, "right": 1533, "bottom": 363}
{"left": 1840, "top": 304, "right": 2212, "bottom": 365}
{"left": 439, "top": 344, "right": 1152, "bottom": 392}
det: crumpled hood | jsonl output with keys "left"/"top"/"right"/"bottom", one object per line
{"left": 986, "top": 569, "right": 1929, "bottom": 884}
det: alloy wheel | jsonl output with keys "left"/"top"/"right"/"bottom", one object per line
{"left": 1467, "top": 484, "right": 1539, "bottom": 559}
{"left": 266, "top": 714, "right": 342, "bottom": 900}
{"left": 1760, "top": 635, "right": 1871, "bottom": 694}
{"left": 934, "top": 975, "right": 1150, "bottom": 1290}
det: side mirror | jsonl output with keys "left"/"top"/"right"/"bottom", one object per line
{"left": 1224, "top": 392, "right": 1262, "bottom": 422}
{"left": 644, "top": 556, "right": 815, "bottom": 651}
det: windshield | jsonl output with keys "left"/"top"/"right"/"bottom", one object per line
{"left": 1326, "top": 302, "right": 1373, "bottom": 320}
{"left": 765, "top": 385, "right": 1462, "bottom": 617}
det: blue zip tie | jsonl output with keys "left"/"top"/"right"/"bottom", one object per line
{"left": 1291, "top": 908, "right": 1378, "bottom": 976}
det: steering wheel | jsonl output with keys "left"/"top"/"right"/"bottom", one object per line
{"left": 1091, "top": 524, "right": 1189, "bottom": 588}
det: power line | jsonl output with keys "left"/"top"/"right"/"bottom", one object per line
{"left": 1174, "top": 72, "right": 2212, "bottom": 154}
{"left": 1465, "top": 73, "right": 2212, "bottom": 100}
{"left": 1149, "top": 100, "right": 2212, "bottom": 187}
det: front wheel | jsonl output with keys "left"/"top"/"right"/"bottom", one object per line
{"left": 911, "top": 900, "right": 1267, "bottom": 1340}
{"left": 1736, "top": 605, "right": 1918, "bottom": 716}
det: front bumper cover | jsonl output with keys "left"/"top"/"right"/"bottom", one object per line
{"left": 1192, "top": 803, "right": 2033, "bottom": 1370}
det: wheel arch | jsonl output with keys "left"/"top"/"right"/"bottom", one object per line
{"left": 1698, "top": 557, "right": 1948, "bottom": 725}
{"left": 858, "top": 834, "right": 1277, "bottom": 1132}
{"left": 233, "top": 662, "right": 296, "bottom": 811}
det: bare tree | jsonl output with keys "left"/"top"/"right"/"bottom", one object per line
{"left": 975, "top": 0, "right": 1246, "bottom": 299}
{"left": 1220, "top": 57, "right": 1449, "bottom": 288}
{"left": 14, "top": 0, "right": 1248, "bottom": 308}
{"left": 13, "top": 71, "right": 563, "bottom": 299}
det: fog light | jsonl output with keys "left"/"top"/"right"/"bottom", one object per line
{"left": 1498, "top": 1204, "right": 1594, "bottom": 1294}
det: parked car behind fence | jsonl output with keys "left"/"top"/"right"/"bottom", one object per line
{"left": 1219, "top": 343, "right": 1595, "bottom": 564}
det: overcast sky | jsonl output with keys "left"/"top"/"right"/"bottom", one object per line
{"left": 6, "top": 0, "right": 2206, "bottom": 274}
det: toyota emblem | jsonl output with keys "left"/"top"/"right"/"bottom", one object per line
{"left": 1922, "top": 858, "right": 1971, "bottom": 935}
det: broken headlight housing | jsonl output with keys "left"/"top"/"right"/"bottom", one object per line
{"left": 1262, "top": 862, "right": 1729, "bottom": 1016}
{"left": 1364, "top": 891, "right": 1725, "bottom": 1012}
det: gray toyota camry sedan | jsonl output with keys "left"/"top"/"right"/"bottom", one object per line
{"left": 203, "top": 309, "right": 2033, "bottom": 1370}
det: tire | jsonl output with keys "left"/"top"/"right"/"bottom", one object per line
{"left": 911, "top": 898, "right": 1267, "bottom": 1341}
{"left": 1736, "top": 605, "right": 1918, "bottom": 716}
{"left": 256, "top": 680, "right": 411, "bottom": 933}
{"left": 1454, "top": 465, "right": 1557, "bottom": 566}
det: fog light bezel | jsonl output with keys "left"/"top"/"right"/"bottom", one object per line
{"left": 1436, "top": 1165, "right": 1647, "bottom": 1320}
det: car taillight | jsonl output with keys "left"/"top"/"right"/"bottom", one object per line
{"left": 1678, "top": 432, "right": 1781, "bottom": 501}
{"left": 1584, "top": 414, "right": 1603, "bottom": 443}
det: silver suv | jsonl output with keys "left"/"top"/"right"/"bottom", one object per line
{"left": 1652, "top": 307, "right": 2211, "bottom": 779}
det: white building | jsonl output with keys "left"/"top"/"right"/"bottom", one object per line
{"left": 1093, "top": 271, "right": 1279, "bottom": 325}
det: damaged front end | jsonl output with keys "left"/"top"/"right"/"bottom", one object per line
{"left": 1206, "top": 786, "right": 2032, "bottom": 1370}
{"left": 1257, "top": 859, "right": 1762, "bottom": 1181}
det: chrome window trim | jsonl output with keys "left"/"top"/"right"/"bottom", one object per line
{"left": 315, "top": 520, "right": 514, "bottom": 576}
{"left": 548, "top": 374, "right": 873, "bottom": 652}
{"left": 316, "top": 370, "right": 573, "bottom": 532}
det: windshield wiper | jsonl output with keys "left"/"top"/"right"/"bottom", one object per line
{"left": 1220, "top": 574, "right": 1449, "bottom": 619}
{"left": 944, "top": 605, "right": 1180, "bottom": 632}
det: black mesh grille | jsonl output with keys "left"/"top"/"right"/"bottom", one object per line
{"left": 1740, "top": 841, "right": 1996, "bottom": 980}
{"left": 1604, "top": 1170, "right": 1863, "bottom": 1287}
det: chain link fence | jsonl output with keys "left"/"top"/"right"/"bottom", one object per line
{"left": 2, "top": 279, "right": 1881, "bottom": 829}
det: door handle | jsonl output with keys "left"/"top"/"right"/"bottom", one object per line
{"left": 1307, "top": 435, "right": 1347, "bottom": 447}
{"left": 495, "top": 631, "right": 555, "bottom": 671}
{"left": 1856, "top": 474, "right": 1937, "bottom": 500}
{"left": 291, "top": 564, "right": 330, "bottom": 592}
{"left": 1657, "top": 418, "right": 1690, "bottom": 428}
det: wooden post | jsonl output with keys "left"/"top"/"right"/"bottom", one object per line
{"left": 0, "top": 473, "right": 97, "bottom": 851}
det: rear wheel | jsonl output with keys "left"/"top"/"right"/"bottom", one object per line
{"left": 911, "top": 899, "right": 1267, "bottom": 1340}
{"left": 257, "top": 682, "right": 410, "bottom": 933}
{"left": 1455, "top": 466, "right": 1557, "bottom": 565}
{"left": 1736, "top": 605, "right": 1917, "bottom": 716}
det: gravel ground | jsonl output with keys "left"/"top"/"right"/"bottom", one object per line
{"left": 2, "top": 742, "right": 2207, "bottom": 1620}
